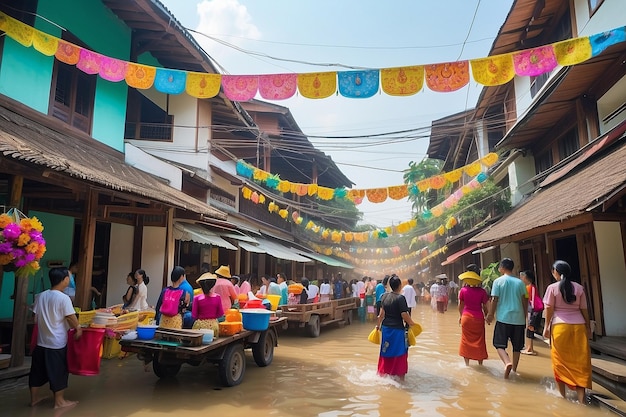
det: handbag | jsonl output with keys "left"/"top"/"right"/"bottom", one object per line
{"left": 367, "top": 327, "right": 381, "bottom": 344}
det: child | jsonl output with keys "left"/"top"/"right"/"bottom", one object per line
{"left": 155, "top": 267, "right": 190, "bottom": 329}
{"left": 192, "top": 273, "right": 223, "bottom": 336}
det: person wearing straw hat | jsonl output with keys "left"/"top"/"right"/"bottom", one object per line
{"left": 213, "top": 265, "right": 238, "bottom": 315}
{"left": 458, "top": 268, "right": 489, "bottom": 366}
{"left": 192, "top": 273, "right": 223, "bottom": 336}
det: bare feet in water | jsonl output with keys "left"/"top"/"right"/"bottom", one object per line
{"left": 54, "top": 400, "right": 78, "bottom": 409}
{"left": 504, "top": 363, "right": 513, "bottom": 379}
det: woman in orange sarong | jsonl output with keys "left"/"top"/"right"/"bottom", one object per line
{"left": 458, "top": 266, "right": 489, "bottom": 365}
{"left": 543, "top": 260, "right": 592, "bottom": 405}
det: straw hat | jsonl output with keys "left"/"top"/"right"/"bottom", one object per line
{"left": 458, "top": 271, "right": 483, "bottom": 286}
{"left": 214, "top": 265, "right": 231, "bottom": 278}
{"left": 196, "top": 272, "right": 217, "bottom": 283}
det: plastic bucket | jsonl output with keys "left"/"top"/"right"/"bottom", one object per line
{"left": 266, "top": 294, "right": 281, "bottom": 311}
{"left": 67, "top": 327, "right": 105, "bottom": 376}
{"left": 241, "top": 309, "right": 272, "bottom": 331}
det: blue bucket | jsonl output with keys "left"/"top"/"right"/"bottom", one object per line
{"left": 241, "top": 309, "right": 272, "bottom": 331}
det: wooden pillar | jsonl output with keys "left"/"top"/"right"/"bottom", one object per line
{"left": 76, "top": 189, "right": 97, "bottom": 311}
{"left": 9, "top": 175, "right": 26, "bottom": 367}
{"left": 164, "top": 208, "right": 174, "bottom": 286}
{"left": 132, "top": 214, "right": 144, "bottom": 271}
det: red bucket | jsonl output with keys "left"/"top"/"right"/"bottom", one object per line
{"left": 243, "top": 299, "right": 263, "bottom": 309}
{"left": 67, "top": 327, "right": 105, "bottom": 376}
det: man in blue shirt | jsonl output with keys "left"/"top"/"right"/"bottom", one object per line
{"left": 178, "top": 269, "right": 194, "bottom": 329}
{"left": 486, "top": 258, "right": 528, "bottom": 379}
{"left": 375, "top": 275, "right": 390, "bottom": 316}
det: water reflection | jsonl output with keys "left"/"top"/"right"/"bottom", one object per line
{"left": 0, "top": 304, "right": 616, "bottom": 417}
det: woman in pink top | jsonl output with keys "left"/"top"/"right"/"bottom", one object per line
{"left": 192, "top": 273, "right": 223, "bottom": 336}
{"left": 457, "top": 266, "right": 489, "bottom": 366}
{"left": 542, "top": 260, "right": 592, "bottom": 405}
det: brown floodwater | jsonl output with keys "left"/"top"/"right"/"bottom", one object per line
{"left": 0, "top": 303, "right": 617, "bottom": 417}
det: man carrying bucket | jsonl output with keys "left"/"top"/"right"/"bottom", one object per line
{"left": 29, "top": 267, "right": 82, "bottom": 409}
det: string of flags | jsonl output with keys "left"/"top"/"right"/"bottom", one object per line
{"left": 237, "top": 153, "right": 497, "bottom": 204}
{"left": 241, "top": 172, "right": 489, "bottom": 243}
{"left": 1, "top": 12, "right": 624, "bottom": 100}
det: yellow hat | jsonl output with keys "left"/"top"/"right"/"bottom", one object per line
{"left": 214, "top": 265, "right": 231, "bottom": 278}
{"left": 459, "top": 271, "right": 482, "bottom": 286}
{"left": 196, "top": 272, "right": 217, "bottom": 283}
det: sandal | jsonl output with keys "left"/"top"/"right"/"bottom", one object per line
{"left": 521, "top": 350, "right": 537, "bottom": 355}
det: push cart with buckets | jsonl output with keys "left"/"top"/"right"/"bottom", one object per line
{"left": 119, "top": 317, "right": 287, "bottom": 387}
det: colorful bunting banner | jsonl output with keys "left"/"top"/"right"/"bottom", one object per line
{"left": 1, "top": 12, "right": 623, "bottom": 102}
{"left": 236, "top": 153, "right": 498, "bottom": 204}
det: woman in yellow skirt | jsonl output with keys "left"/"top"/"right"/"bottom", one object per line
{"left": 192, "top": 273, "right": 223, "bottom": 336}
{"left": 543, "top": 260, "right": 592, "bottom": 405}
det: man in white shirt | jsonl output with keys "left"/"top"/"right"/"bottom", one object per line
{"left": 402, "top": 278, "right": 417, "bottom": 315}
{"left": 30, "top": 267, "right": 82, "bottom": 409}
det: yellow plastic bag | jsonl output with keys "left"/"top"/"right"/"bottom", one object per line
{"left": 407, "top": 323, "right": 423, "bottom": 346}
{"left": 367, "top": 327, "right": 381, "bottom": 344}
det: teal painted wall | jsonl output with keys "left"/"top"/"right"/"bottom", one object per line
{"left": 0, "top": 211, "right": 74, "bottom": 318}
{"left": 0, "top": 0, "right": 131, "bottom": 152}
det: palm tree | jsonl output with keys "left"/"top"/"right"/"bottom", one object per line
{"left": 403, "top": 158, "right": 443, "bottom": 214}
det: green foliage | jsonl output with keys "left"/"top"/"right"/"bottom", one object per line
{"left": 481, "top": 262, "right": 500, "bottom": 294}
{"left": 403, "top": 158, "right": 444, "bottom": 213}
{"left": 448, "top": 180, "right": 510, "bottom": 230}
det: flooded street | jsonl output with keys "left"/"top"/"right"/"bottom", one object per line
{"left": 0, "top": 303, "right": 617, "bottom": 417}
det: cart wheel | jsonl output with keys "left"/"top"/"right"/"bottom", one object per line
{"left": 218, "top": 343, "right": 246, "bottom": 387}
{"left": 152, "top": 355, "right": 181, "bottom": 378}
{"left": 252, "top": 330, "right": 275, "bottom": 367}
{"left": 343, "top": 310, "right": 353, "bottom": 325}
{"left": 306, "top": 315, "right": 321, "bottom": 338}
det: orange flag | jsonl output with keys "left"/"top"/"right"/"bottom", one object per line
{"left": 425, "top": 61, "right": 469, "bottom": 92}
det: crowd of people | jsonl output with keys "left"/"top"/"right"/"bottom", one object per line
{"left": 28, "top": 257, "right": 592, "bottom": 410}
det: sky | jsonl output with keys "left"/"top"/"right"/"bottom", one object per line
{"left": 159, "top": 0, "right": 514, "bottom": 227}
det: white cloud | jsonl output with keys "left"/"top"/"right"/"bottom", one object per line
{"left": 196, "top": 0, "right": 260, "bottom": 42}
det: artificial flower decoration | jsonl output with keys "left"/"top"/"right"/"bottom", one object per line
{"left": 0, "top": 209, "right": 46, "bottom": 276}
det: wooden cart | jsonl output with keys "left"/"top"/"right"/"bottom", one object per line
{"left": 119, "top": 317, "right": 287, "bottom": 387}
{"left": 280, "top": 297, "right": 359, "bottom": 337}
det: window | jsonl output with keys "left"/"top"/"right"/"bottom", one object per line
{"left": 125, "top": 89, "right": 173, "bottom": 141}
{"left": 530, "top": 72, "right": 550, "bottom": 98}
{"left": 535, "top": 150, "right": 553, "bottom": 174}
{"left": 50, "top": 60, "right": 96, "bottom": 134}
{"left": 557, "top": 129, "right": 579, "bottom": 161}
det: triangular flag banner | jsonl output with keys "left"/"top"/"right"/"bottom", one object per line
{"left": 590, "top": 26, "right": 626, "bottom": 56}
{"left": 338, "top": 70, "right": 380, "bottom": 98}
{"left": 185, "top": 72, "right": 221, "bottom": 98}
{"left": 154, "top": 68, "right": 187, "bottom": 94}
{"left": 297, "top": 72, "right": 337, "bottom": 99}
{"left": 425, "top": 61, "right": 469, "bottom": 92}
{"left": 381, "top": 66, "right": 424, "bottom": 96}
{"left": 258, "top": 73, "right": 298, "bottom": 100}
{"left": 470, "top": 54, "right": 515, "bottom": 86}
{"left": 222, "top": 75, "right": 259, "bottom": 101}
{"left": 125, "top": 63, "right": 156, "bottom": 90}
{"left": 32, "top": 29, "right": 58, "bottom": 56}
{"left": 554, "top": 37, "right": 592, "bottom": 66}
{"left": 99, "top": 56, "right": 128, "bottom": 82}
{"left": 513, "top": 46, "right": 557, "bottom": 77}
